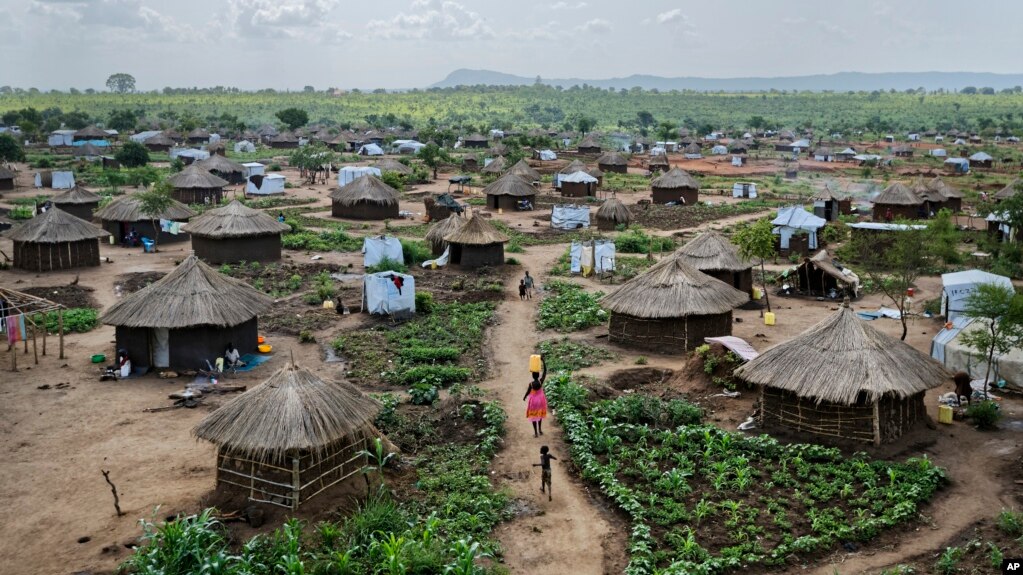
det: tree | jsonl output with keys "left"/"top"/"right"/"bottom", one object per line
{"left": 289, "top": 144, "right": 334, "bottom": 184}
{"left": 732, "top": 218, "right": 777, "bottom": 314}
{"left": 960, "top": 283, "right": 1023, "bottom": 400}
{"left": 926, "top": 208, "right": 962, "bottom": 266}
{"left": 105, "top": 73, "right": 136, "bottom": 94}
{"left": 303, "top": 85, "right": 315, "bottom": 93}
{"left": 108, "top": 109, "right": 139, "bottom": 132}
{"left": 275, "top": 108, "right": 309, "bottom": 131}
{"left": 655, "top": 122, "right": 676, "bottom": 143}
{"left": 575, "top": 116, "right": 596, "bottom": 134}
{"left": 116, "top": 141, "right": 150, "bottom": 168}
{"left": 636, "top": 111, "right": 654, "bottom": 128}
{"left": 137, "top": 183, "right": 174, "bottom": 252}
{"left": 848, "top": 224, "right": 928, "bottom": 340}
{"left": 61, "top": 111, "right": 91, "bottom": 130}
{"left": 418, "top": 142, "right": 451, "bottom": 180}
{"left": 0, "top": 133, "right": 25, "bottom": 162}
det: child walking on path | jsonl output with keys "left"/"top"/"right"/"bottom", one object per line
{"left": 523, "top": 271, "right": 534, "bottom": 299}
{"left": 533, "top": 445, "right": 557, "bottom": 501}
{"left": 518, "top": 279, "right": 527, "bottom": 300}
{"left": 523, "top": 355, "right": 548, "bottom": 437}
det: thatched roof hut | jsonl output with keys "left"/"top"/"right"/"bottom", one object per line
{"left": 269, "top": 132, "right": 299, "bottom": 149}
{"left": 94, "top": 193, "right": 196, "bottom": 245}
{"left": 560, "top": 159, "right": 603, "bottom": 185}
{"left": 443, "top": 215, "right": 509, "bottom": 268}
{"left": 651, "top": 167, "right": 700, "bottom": 205}
{"left": 734, "top": 303, "right": 951, "bottom": 445}
{"left": 648, "top": 154, "right": 669, "bottom": 173}
{"left": 425, "top": 213, "right": 465, "bottom": 256}
{"left": 873, "top": 182, "right": 925, "bottom": 221}
{"left": 5, "top": 207, "right": 110, "bottom": 271}
{"left": 728, "top": 140, "right": 750, "bottom": 153}
{"left": 142, "top": 133, "right": 175, "bottom": 152}
{"left": 994, "top": 178, "right": 1022, "bottom": 202}
{"left": 49, "top": 185, "right": 102, "bottom": 221}
{"left": 167, "top": 163, "right": 228, "bottom": 205}
{"left": 100, "top": 254, "right": 271, "bottom": 370}
{"left": 329, "top": 175, "right": 400, "bottom": 220}
{"left": 193, "top": 361, "right": 382, "bottom": 509}
{"left": 811, "top": 188, "right": 852, "bottom": 221}
{"left": 595, "top": 197, "right": 630, "bottom": 231}
{"left": 197, "top": 155, "right": 247, "bottom": 185}
{"left": 73, "top": 125, "right": 108, "bottom": 142}
{"left": 371, "top": 158, "right": 413, "bottom": 175}
{"left": 675, "top": 232, "right": 753, "bottom": 296}
{"left": 483, "top": 173, "right": 536, "bottom": 211}
{"left": 73, "top": 142, "right": 104, "bottom": 159}
{"left": 929, "top": 176, "right": 963, "bottom": 212}
{"left": 181, "top": 200, "right": 290, "bottom": 264}
{"left": 507, "top": 159, "right": 541, "bottom": 183}
{"left": 186, "top": 128, "right": 211, "bottom": 143}
{"left": 0, "top": 166, "right": 15, "bottom": 191}
{"left": 600, "top": 256, "right": 748, "bottom": 353}
{"left": 577, "top": 134, "right": 602, "bottom": 154}
{"left": 480, "top": 156, "right": 507, "bottom": 175}
{"left": 597, "top": 151, "right": 629, "bottom": 174}
{"left": 463, "top": 134, "right": 489, "bottom": 148}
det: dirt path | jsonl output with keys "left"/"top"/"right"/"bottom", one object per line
{"left": 484, "top": 244, "right": 624, "bottom": 575}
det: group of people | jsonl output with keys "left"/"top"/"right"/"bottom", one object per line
{"left": 523, "top": 354, "right": 556, "bottom": 501}
{"left": 518, "top": 271, "right": 534, "bottom": 300}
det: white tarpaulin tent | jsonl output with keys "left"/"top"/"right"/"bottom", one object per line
{"left": 363, "top": 235, "right": 404, "bottom": 267}
{"left": 170, "top": 148, "right": 210, "bottom": 162}
{"left": 234, "top": 140, "right": 256, "bottom": 153}
{"left": 242, "top": 162, "right": 265, "bottom": 179}
{"left": 47, "top": 130, "right": 74, "bottom": 146}
{"left": 363, "top": 271, "right": 415, "bottom": 316}
{"left": 940, "top": 270, "right": 1014, "bottom": 321}
{"left": 772, "top": 205, "right": 825, "bottom": 249}
{"left": 338, "top": 166, "right": 381, "bottom": 186}
{"left": 569, "top": 239, "right": 616, "bottom": 276}
{"left": 732, "top": 182, "right": 757, "bottom": 198}
{"left": 396, "top": 141, "right": 426, "bottom": 154}
{"left": 934, "top": 318, "right": 1023, "bottom": 389}
{"left": 930, "top": 148, "right": 947, "bottom": 157}
{"left": 35, "top": 171, "right": 75, "bottom": 189}
{"left": 358, "top": 143, "right": 384, "bottom": 156}
{"left": 246, "top": 173, "right": 286, "bottom": 195}
{"left": 536, "top": 149, "right": 557, "bottom": 161}
{"left": 551, "top": 204, "right": 590, "bottom": 230}
{"left": 130, "top": 130, "right": 161, "bottom": 144}
{"left": 711, "top": 145, "right": 728, "bottom": 155}
{"left": 422, "top": 247, "right": 450, "bottom": 268}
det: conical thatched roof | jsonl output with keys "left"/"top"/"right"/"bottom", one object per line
{"left": 734, "top": 305, "right": 950, "bottom": 405}
{"left": 596, "top": 197, "right": 631, "bottom": 225}
{"left": 371, "top": 158, "right": 413, "bottom": 175}
{"left": 100, "top": 254, "right": 271, "bottom": 328}
{"left": 684, "top": 143, "right": 702, "bottom": 154}
{"left": 578, "top": 134, "right": 601, "bottom": 149}
{"left": 464, "top": 133, "right": 488, "bottom": 143}
{"left": 143, "top": 133, "right": 175, "bottom": 147}
{"left": 482, "top": 173, "right": 536, "bottom": 197}
{"left": 507, "top": 159, "right": 541, "bottom": 182}
{"left": 675, "top": 231, "right": 750, "bottom": 272}
{"left": 196, "top": 154, "right": 245, "bottom": 175}
{"left": 187, "top": 127, "right": 210, "bottom": 139}
{"left": 651, "top": 167, "right": 700, "bottom": 190}
{"left": 480, "top": 156, "right": 507, "bottom": 174}
{"left": 4, "top": 207, "right": 109, "bottom": 243}
{"left": 74, "top": 125, "right": 108, "bottom": 139}
{"left": 600, "top": 257, "right": 748, "bottom": 318}
{"left": 329, "top": 175, "right": 400, "bottom": 206}
{"left": 559, "top": 159, "right": 591, "bottom": 175}
{"left": 193, "top": 361, "right": 380, "bottom": 461}
{"left": 50, "top": 185, "right": 101, "bottom": 205}
{"left": 166, "top": 163, "right": 229, "bottom": 189}
{"left": 181, "top": 200, "right": 290, "bottom": 238}
{"left": 444, "top": 215, "right": 509, "bottom": 245}
{"left": 597, "top": 152, "right": 629, "bottom": 166}
{"left": 874, "top": 182, "right": 923, "bottom": 205}
{"left": 0, "top": 166, "right": 15, "bottom": 180}
{"left": 929, "top": 176, "right": 962, "bottom": 199}
{"left": 425, "top": 213, "right": 465, "bottom": 248}
{"left": 910, "top": 177, "right": 945, "bottom": 203}
{"left": 812, "top": 188, "right": 846, "bottom": 201}
{"left": 995, "top": 178, "right": 1022, "bottom": 201}
{"left": 648, "top": 154, "right": 669, "bottom": 167}
{"left": 270, "top": 132, "right": 299, "bottom": 143}
{"left": 94, "top": 194, "right": 196, "bottom": 222}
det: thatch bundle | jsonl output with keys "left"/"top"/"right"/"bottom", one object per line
{"left": 596, "top": 151, "right": 629, "bottom": 167}
{"left": 734, "top": 305, "right": 950, "bottom": 405}
{"left": 181, "top": 200, "right": 289, "bottom": 238}
{"left": 595, "top": 197, "right": 630, "bottom": 229}
{"left": 480, "top": 156, "right": 507, "bottom": 174}
{"left": 4, "top": 207, "right": 109, "bottom": 243}
{"left": 50, "top": 186, "right": 102, "bottom": 206}
{"left": 874, "top": 182, "right": 923, "bottom": 205}
{"left": 425, "top": 213, "right": 465, "bottom": 253}
{"left": 94, "top": 194, "right": 195, "bottom": 222}
{"left": 444, "top": 215, "right": 509, "bottom": 245}
{"left": 601, "top": 257, "right": 747, "bottom": 318}
{"left": 371, "top": 158, "right": 413, "bottom": 175}
{"left": 167, "top": 163, "right": 229, "bottom": 189}
{"left": 193, "top": 361, "right": 380, "bottom": 461}
{"left": 506, "top": 159, "right": 541, "bottom": 182}
{"left": 329, "top": 175, "right": 399, "bottom": 207}
{"left": 196, "top": 154, "right": 245, "bottom": 176}
{"left": 100, "top": 254, "right": 271, "bottom": 328}
{"left": 652, "top": 167, "right": 700, "bottom": 190}
{"left": 675, "top": 231, "right": 749, "bottom": 272}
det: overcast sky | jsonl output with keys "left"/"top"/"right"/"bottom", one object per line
{"left": 2, "top": 0, "right": 1021, "bottom": 90}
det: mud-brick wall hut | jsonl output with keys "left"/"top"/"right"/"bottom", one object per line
{"left": 560, "top": 171, "right": 598, "bottom": 198}
{"left": 100, "top": 254, "right": 271, "bottom": 370}
{"left": 597, "top": 151, "right": 629, "bottom": 174}
{"left": 329, "top": 175, "right": 400, "bottom": 220}
{"left": 197, "top": 155, "right": 247, "bottom": 185}
{"left": 930, "top": 177, "right": 963, "bottom": 212}
{"left": 675, "top": 231, "right": 753, "bottom": 296}
{"left": 651, "top": 167, "right": 700, "bottom": 205}
{"left": 187, "top": 128, "right": 211, "bottom": 144}
{"left": 167, "top": 163, "right": 228, "bottom": 205}
{"left": 193, "top": 362, "right": 383, "bottom": 510}
{"left": 577, "top": 134, "right": 602, "bottom": 154}
{"left": 269, "top": 132, "right": 299, "bottom": 149}
{"left": 734, "top": 303, "right": 950, "bottom": 445}
{"left": 483, "top": 173, "right": 536, "bottom": 211}
{"left": 596, "top": 197, "right": 631, "bottom": 231}
{"left": 559, "top": 159, "right": 603, "bottom": 187}
{"left": 463, "top": 134, "right": 489, "bottom": 149}
{"left": 600, "top": 257, "right": 748, "bottom": 354}
{"left": 143, "top": 133, "right": 175, "bottom": 152}
{"left": 49, "top": 186, "right": 102, "bottom": 221}
{"left": 480, "top": 155, "right": 507, "bottom": 176}
{"left": 872, "top": 182, "right": 925, "bottom": 221}
{"left": 444, "top": 215, "right": 509, "bottom": 268}
{"left": 93, "top": 193, "right": 196, "bottom": 245}
{"left": 506, "top": 159, "right": 542, "bottom": 183}
{"left": 648, "top": 154, "right": 669, "bottom": 173}
{"left": 425, "top": 213, "right": 465, "bottom": 256}
{"left": 181, "top": 200, "right": 290, "bottom": 264}
{"left": 4, "top": 207, "right": 110, "bottom": 272}
{"left": 0, "top": 166, "right": 15, "bottom": 191}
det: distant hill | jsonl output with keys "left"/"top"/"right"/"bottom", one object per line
{"left": 430, "top": 69, "right": 1023, "bottom": 92}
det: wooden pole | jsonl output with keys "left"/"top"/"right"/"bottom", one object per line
{"left": 291, "top": 457, "right": 301, "bottom": 510}
{"left": 41, "top": 315, "right": 46, "bottom": 356}
{"left": 872, "top": 400, "right": 881, "bottom": 446}
{"left": 31, "top": 316, "right": 37, "bottom": 365}
{"left": 58, "top": 308, "right": 64, "bottom": 360}
{"left": 10, "top": 342, "right": 15, "bottom": 371}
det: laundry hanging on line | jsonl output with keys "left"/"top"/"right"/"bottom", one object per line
{"left": 6, "top": 314, "right": 27, "bottom": 345}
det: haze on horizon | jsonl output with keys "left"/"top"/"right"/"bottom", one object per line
{"left": 2, "top": 0, "right": 1021, "bottom": 91}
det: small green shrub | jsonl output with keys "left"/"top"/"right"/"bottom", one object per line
{"left": 537, "top": 281, "right": 607, "bottom": 332}
{"left": 408, "top": 382, "right": 439, "bottom": 405}
{"left": 967, "top": 400, "right": 1001, "bottom": 430}
{"left": 615, "top": 228, "right": 676, "bottom": 254}
{"left": 400, "top": 239, "right": 432, "bottom": 266}
{"left": 635, "top": 356, "right": 648, "bottom": 365}
{"left": 390, "top": 365, "right": 471, "bottom": 387}
{"left": 414, "top": 291, "right": 434, "bottom": 314}
{"left": 43, "top": 308, "right": 97, "bottom": 333}
{"left": 935, "top": 546, "right": 962, "bottom": 575}
{"left": 997, "top": 508, "right": 1023, "bottom": 536}
{"left": 298, "top": 330, "right": 315, "bottom": 343}
{"left": 367, "top": 257, "right": 408, "bottom": 274}
{"left": 398, "top": 346, "right": 459, "bottom": 363}
{"left": 505, "top": 257, "right": 520, "bottom": 265}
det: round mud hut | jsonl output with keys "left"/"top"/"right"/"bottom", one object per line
{"left": 0, "top": 166, "right": 15, "bottom": 191}
{"left": 370, "top": 158, "right": 413, "bottom": 176}
{"left": 648, "top": 154, "right": 669, "bottom": 173}
{"left": 674, "top": 231, "right": 753, "bottom": 296}
{"left": 197, "top": 155, "right": 247, "bottom": 185}
{"left": 4, "top": 207, "right": 110, "bottom": 272}
{"left": 73, "top": 125, "right": 108, "bottom": 143}
{"left": 463, "top": 134, "right": 489, "bottom": 149}
{"left": 930, "top": 177, "right": 963, "bottom": 212}
{"left": 559, "top": 159, "right": 602, "bottom": 186}
{"left": 577, "top": 134, "right": 602, "bottom": 154}
{"left": 425, "top": 213, "right": 465, "bottom": 256}
{"left": 193, "top": 361, "right": 383, "bottom": 510}
{"left": 734, "top": 302, "right": 951, "bottom": 445}
{"left": 483, "top": 173, "right": 536, "bottom": 211}
{"left": 480, "top": 156, "right": 507, "bottom": 176}
{"left": 872, "top": 182, "right": 925, "bottom": 221}
{"left": 600, "top": 257, "right": 748, "bottom": 354}
{"left": 49, "top": 185, "right": 102, "bottom": 221}
{"left": 597, "top": 151, "right": 629, "bottom": 174}
{"left": 100, "top": 254, "right": 272, "bottom": 370}
{"left": 181, "top": 200, "right": 290, "bottom": 264}
{"left": 506, "top": 159, "right": 542, "bottom": 183}
{"left": 186, "top": 128, "right": 211, "bottom": 144}
{"left": 596, "top": 197, "right": 631, "bottom": 231}
{"left": 560, "top": 171, "right": 598, "bottom": 198}
{"left": 94, "top": 193, "right": 196, "bottom": 245}
{"left": 167, "top": 163, "right": 229, "bottom": 205}
{"left": 329, "top": 175, "right": 400, "bottom": 220}
{"left": 143, "top": 133, "right": 175, "bottom": 152}
{"left": 651, "top": 167, "right": 700, "bottom": 205}
{"left": 443, "top": 215, "right": 509, "bottom": 268}
{"left": 269, "top": 132, "right": 299, "bottom": 149}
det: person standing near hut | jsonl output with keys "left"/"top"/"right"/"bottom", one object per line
{"left": 523, "top": 271, "right": 534, "bottom": 299}
{"left": 523, "top": 355, "right": 548, "bottom": 437}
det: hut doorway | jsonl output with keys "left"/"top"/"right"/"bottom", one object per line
{"left": 152, "top": 328, "right": 170, "bottom": 368}
{"left": 449, "top": 244, "right": 463, "bottom": 265}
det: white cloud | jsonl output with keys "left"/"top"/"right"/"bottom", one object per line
{"left": 575, "top": 18, "right": 610, "bottom": 33}
{"left": 655, "top": 8, "right": 685, "bottom": 25}
{"left": 782, "top": 16, "right": 807, "bottom": 25}
{"left": 815, "top": 19, "right": 853, "bottom": 41}
{"left": 28, "top": 0, "right": 199, "bottom": 42}
{"left": 367, "top": 1, "right": 493, "bottom": 40}
{"left": 522, "top": 21, "right": 559, "bottom": 41}
{"left": 550, "top": 1, "right": 587, "bottom": 9}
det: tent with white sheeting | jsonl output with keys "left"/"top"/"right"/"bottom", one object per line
{"left": 362, "top": 271, "right": 415, "bottom": 316}
{"left": 422, "top": 247, "right": 450, "bottom": 269}
{"left": 234, "top": 140, "right": 256, "bottom": 153}
{"left": 358, "top": 143, "right": 384, "bottom": 156}
{"left": 569, "top": 239, "right": 616, "bottom": 276}
{"left": 337, "top": 166, "right": 382, "bottom": 186}
{"left": 246, "top": 173, "right": 286, "bottom": 196}
{"left": 34, "top": 171, "right": 75, "bottom": 189}
{"left": 771, "top": 205, "right": 825, "bottom": 250}
{"left": 170, "top": 148, "right": 211, "bottom": 162}
{"left": 362, "top": 235, "right": 404, "bottom": 267}
{"left": 536, "top": 149, "right": 557, "bottom": 161}
{"left": 940, "top": 269, "right": 1014, "bottom": 322}
{"left": 935, "top": 317, "right": 1023, "bottom": 390}
{"left": 242, "top": 162, "right": 265, "bottom": 179}
{"left": 551, "top": 204, "right": 590, "bottom": 230}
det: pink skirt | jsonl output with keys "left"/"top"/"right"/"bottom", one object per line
{"left": 526, "top": 388, "right": 548, "bottom": 422}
